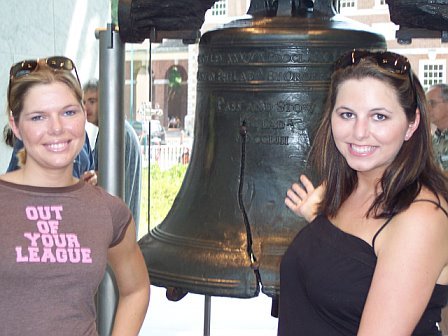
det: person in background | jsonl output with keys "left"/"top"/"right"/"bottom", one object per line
{"left": 1, "top": 56, "right": 149, "bottom": 334}
{"left": 280, "top": 50, "right": 448, "bottom": 335}
{"left": 427, "top": 83, "right": 448, "bottom": 334}
{"left": 83, "top": 79, "right": 142, "bottom": 231}
{"left": 427, "top": 83, "right": 448, "bottom": 170}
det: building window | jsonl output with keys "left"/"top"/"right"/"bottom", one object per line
{"left": 339, "top": 0, "right": 356, "bottom": 9}
{"left": 420, "top": 60, "right": 446, "bottom": 90}
{"left": 211, "top": 0, "right": 227, "bottom": 16}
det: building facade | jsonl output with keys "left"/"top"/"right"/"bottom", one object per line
{"left": 340, "top": 0, "right": 448, "bottom": 88}
{"left": 123, "top": 0, "right": 251, "bottom": 135}
{"left": 124, "top": 0, "right": 448, "bottom": 135}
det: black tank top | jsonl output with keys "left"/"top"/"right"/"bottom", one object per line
{"left": 278, "top": 200, "right": 448, "bottom": 336}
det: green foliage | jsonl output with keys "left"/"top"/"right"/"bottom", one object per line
{"left": 110, "top": 0, "right": 119, "bottom": 25}
{"left": 140, "top": 164, "right": 187, "bottom": 236}
{"left": 168, "top": 66, "right": 182, "bottom": 89}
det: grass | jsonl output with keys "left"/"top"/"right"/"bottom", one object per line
{"left": 138, "top": 163, "right": 188, "bottom": 240}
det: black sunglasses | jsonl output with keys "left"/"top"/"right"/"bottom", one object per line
{"left": 9, "top": 56, "right": 80, "bottom": 83}
{"left": 334, "top": 49, "right": 412, "bottom": 76}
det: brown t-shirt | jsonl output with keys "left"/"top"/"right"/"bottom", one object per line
{"left": 0, "top": 180, "right": 132, "bottom": 336}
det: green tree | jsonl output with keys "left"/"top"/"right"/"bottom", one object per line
{"left": 138, "top": 163, "right": 188, "bottom": 239}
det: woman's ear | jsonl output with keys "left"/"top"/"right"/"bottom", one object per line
{"left": 404, "top": 108, "right": 420, "bottom": 141}
{"left": 9, "top": 113, "right": 22, "bottom": 141}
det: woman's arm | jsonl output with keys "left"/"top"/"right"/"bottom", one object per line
{"left": 358, "top": 201, "right": 448, "bottom": 335}
{"left": 108, "top": 220, "right": 150, "bottom": 336}
{"left": 285, "top": 175, "right": 324, "bottom": 222}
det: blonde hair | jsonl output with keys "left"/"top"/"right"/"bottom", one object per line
{"left": 7, "top": 66, "right": 83, "bottom": 166}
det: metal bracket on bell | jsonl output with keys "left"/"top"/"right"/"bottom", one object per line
{"left": 247, "top": 0, "right": 336, "bottom": 18}
{"left": 148, "top": 27, "right": 201, "bottom": 44}
{"left": 166, "top": 287, "right": 189, "bottom": 301}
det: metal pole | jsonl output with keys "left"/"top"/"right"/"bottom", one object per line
{"left": 96, "top": 23, "right": 125, "bottom": 336}
{"left": 130, "top": 45, "right": 134, "bottom": 121}
{"left": 148, "top": 41, "right": 152, "bottom": 233}
{"left": 204, "top": 295, "right": 211, "bottom": 336}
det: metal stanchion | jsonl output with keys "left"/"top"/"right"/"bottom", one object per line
{"left": 204, "top": 295, "right": 211, "bottom": 336}
{"left": 95, "top": 23, "right": 125, "bottom": 335}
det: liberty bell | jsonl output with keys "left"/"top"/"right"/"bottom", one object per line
{"left": 138, "top": 0, "right": 386, "bottom": 301}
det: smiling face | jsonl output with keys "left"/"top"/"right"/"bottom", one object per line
{"left": 331, "top": 77, "right": 419, "bottom": 177}
{"left": 10, "top": 82, "right": 86, "bottom": 173}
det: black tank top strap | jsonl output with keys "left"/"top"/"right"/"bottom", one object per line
{"left": 372, "top": 217, "right": 393, "bottom": 250}
{"left": 371, "top": 199, "right": 448, "bottom": 250}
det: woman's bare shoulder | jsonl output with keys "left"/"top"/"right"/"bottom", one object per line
{"left": 413, "top": 187, "right": 448, "bottom": 216}
{"left": 386, "top": 188, "right": 448, "bottom": 246}
{"left": 377, "top": 187, "right": 448, "bottom": 253}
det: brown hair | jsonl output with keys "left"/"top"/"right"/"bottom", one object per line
{"left": 310, "top": 57, "right": 448, "bottom": 218}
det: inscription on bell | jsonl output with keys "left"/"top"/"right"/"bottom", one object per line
{"left": 198, "top": 50, "right": 311, "bottom": 65}
{"left": 225, "top": 51, "right": 310, "bottom": 64}
{"left": 198, "top": 69, "right": 265, "bottom": 82}
{"left": 216, "top": 96, "right": 315, "bottom": 115}
{"left": 198, "top": 68, "right": 329, "bottom": 83}
{"left": 261, "top": 120, "right": 285, "bottom": 129}
{"left": 245, "top": 118, "right": 286, "bottom": 130}
{"left": 253, "top": 135, "right": 289, "bottom": 145}
{"left": 277, "top": 101, "right": 315, "bottom": 114}
{"left": 239, "top": 115, "right": 310, "bottom": 146}
{"left": 266, "top": 70, "right": 328, "bottom": 82}
{"left": 198, "top": 48, "right": 339, "bottom": 65}
{"left": 217, "top": 96, "right": 273, "bottom": 113}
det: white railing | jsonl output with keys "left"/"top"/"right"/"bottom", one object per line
{"left": 147, "top": 144, "right": 191, "bottom": 169}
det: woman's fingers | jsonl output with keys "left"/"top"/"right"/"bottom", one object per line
{"left": 285, "top": 175, "right": 324, "bottom": 222}
{"left": 285, "top": 192, "right": 303, "bottom": 217}
{"left": 83, "top": 170, "right": 98, "bottom": 186}
{"left": 285, "top": 184, "right": 306, "bottom": 217}
{"left": 290, "top": 182, "right": 308, "bottom": 201}
{"left": 300, "top": 175, "right": 315, "bottom": 193}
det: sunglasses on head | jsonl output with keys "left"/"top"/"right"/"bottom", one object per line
{"left": 9, "top": 56, "right": 80, "bottom": 84}
{"left": 334, "top": 49, "right": 416, "bottom": 105}
{"left": 334, "top": 49, "right": 412, "bottom": 76}
{"left": 8, "top": 56, "right": 80, "bottom": 107}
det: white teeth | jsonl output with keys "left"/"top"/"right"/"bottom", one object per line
{"left": 47, "top": 142, "right": 67, "bottom": 151}
{"left": 351, "top": 144, "right": 374, "bottom": 153}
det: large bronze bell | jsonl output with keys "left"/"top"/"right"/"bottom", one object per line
{"left": 139, "top": 0, "right": 386, "bottom": 300}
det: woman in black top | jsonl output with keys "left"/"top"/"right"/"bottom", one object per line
{"left": 279, "top": 50, "right": 448, "bottom": 335}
